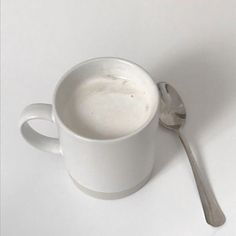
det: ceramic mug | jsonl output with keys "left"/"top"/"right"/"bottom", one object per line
{"left": 20, "top": 58, "right": 160, "bottom": 199}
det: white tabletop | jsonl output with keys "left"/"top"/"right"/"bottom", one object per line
{"left": 2, "top": 0, "right": 236, "bottom": 235}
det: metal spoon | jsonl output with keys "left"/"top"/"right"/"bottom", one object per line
{"left": 157, "top": 82, "right": 226, "bottom": 227}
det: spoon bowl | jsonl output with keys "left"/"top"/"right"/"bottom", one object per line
{"left": 158, "top": 82, "right": 186, "bottom": 130}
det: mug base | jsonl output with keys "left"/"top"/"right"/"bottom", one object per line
{"left": 69, "top": 172, "right": 152, "bottom": 200}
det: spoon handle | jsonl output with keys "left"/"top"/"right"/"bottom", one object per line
{"left": 177, "top": 130, "right": 226, "bottom": 227}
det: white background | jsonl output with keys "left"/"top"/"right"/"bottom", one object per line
{"left": 2, "top": 0, "right": 236, "bottom": 235}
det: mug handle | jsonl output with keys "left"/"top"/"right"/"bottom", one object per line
{"left": 20, "top": 103, "right": 62, "bottom": 155}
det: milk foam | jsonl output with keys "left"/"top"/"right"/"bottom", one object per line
{"left": 63, "top": 76, "right": 154, "bottom": 139}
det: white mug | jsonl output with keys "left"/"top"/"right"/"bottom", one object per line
{"left": 20, "top": 58, "right": 160, "bottom": 199}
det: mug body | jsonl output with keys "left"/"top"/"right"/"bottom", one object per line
{"left": 53, "top": 58, "right": 159, "bottom": 199}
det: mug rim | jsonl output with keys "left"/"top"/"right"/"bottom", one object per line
{"left": 53, "top": 57, "right": 159, "bottom": 143}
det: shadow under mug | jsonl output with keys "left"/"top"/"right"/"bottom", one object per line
{"left": 19, "top": 58, "right": 160, "bottom": 199}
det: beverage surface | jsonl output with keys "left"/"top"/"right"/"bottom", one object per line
{"left": 62, "top": 76, "right": 155, "bottom": 139}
